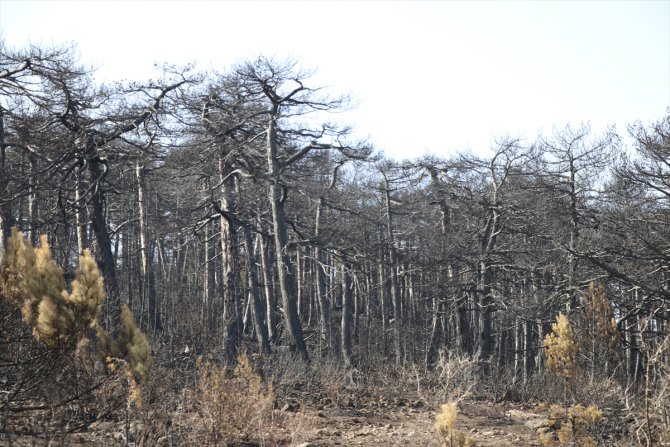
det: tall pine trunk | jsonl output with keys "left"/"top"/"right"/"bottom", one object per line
{"left": 266, "top": 113, "right": 307, "bottom": 361}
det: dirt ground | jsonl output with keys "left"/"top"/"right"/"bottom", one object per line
{"left": 284, "top": 402, "right": 545, "bottom": 446}
{"left": 279, "top": 389, "right": 546, "bottom": 447}
{"left": 0, "top": 397, "right": 548, "bottom": 447}
{"left": 15, "top": 378, "right": 629, "bottom": 447}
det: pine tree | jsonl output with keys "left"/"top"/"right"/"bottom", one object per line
{"left": 1, "top": 229, "right": 103, "bottom": 347}
{"left": 434, "top": 402, "right": 476, "bottom": 447}
{"left": 1, "top": 228, "right": 153, "bottom": 397}
{"left": 582, "top": 283, "right": 620, "bottom": 382}
{"left": 545, "top": 313, "right": 580, "bottom": 383}
{"left": 97, "top": 305, "right": 154, "bottom": 382}
{"left": 541, "top": 312, "right": 605, "bottom": 446}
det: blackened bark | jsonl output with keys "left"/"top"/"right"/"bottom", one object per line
{"left": 266, "top": 113, "right": 308, "bottom": 361}
{"left": 243, "top": 219, "right": 271, "bottom": 353}
{"left": 86, "top": 147, "right": 121, "bottom": 332}
{"left": 341, "top": 261, "right": 354, "bottom": 367}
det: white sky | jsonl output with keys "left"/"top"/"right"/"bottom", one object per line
{"left": 1, "top": 0, "right": 669, "bottom": 159}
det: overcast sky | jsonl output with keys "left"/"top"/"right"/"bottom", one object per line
{"left": 1, "top": 0, "right": 668, "bottom": 159}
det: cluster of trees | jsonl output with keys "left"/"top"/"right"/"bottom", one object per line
{"left": 1, "top": 43, "right": 668, "bottom": 388}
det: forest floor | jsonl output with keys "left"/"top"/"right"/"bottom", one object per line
{"left": 5, "top": 375, "right": 634, "bottom": 446}
{"left": 276, "top": 388, "right": 546, "bottom": 447}
{"left": 0, "top": 393, "right": 549, "bottom": 447}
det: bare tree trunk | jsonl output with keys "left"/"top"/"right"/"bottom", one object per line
{"left": 566, "top": 152, "right": 579, "bottom": 313}
{"left": 479, "top": 261, "right": 494, "bottom": 362}
{"left": 296, "top": 245, "right": 303, "bottom": 317}
{"left": 513, "top": 318, "right": 521, "bottom": 385}
{"left": 219, "top": 154, "right": 239, "bottom": 365}
{"left": 425, "top": 293, "right": 442, "bottom": 369}
{"left": 479, "top": 170, "right": 503, "bottom": 362}
{"left": 87, "top": 149, "right": 122, "bottom": 332}
{"left": 122, "top": 228, "right": 134, "bottom": 316}
{"left": 74, "top": 167, "right": 86, "bottom": 256}
{"left": 136, "top": 161, "right": 148, "bottom": 318}
{"left": 136, "top": 162, "right": 161, "bottom": 332}
{"left": 353, "top": 270, "right": 360, "bottom": 344}
{"left": 341, "top": 261, "right": 354, "bottom": 367}
{"left": 26, "top": 155, "right": 38, "bottom": 245}
{"left": 314, "top": 197, "right": 332, "bottom": 355}
{"left": 243, "top": 225, "right": 271, "bottom": 354}
{"left": 378, "top": 258, "right": 388, "bottom": 357}
{"left": 383, "top": 176, "right": 402, "bottom": 365}
{"left": 306, "top": 249, "right": 315, "bottom": 328}
{"left": 454, "top": 269, "right": 471, "bottom": 355}
{"left": 425, "top": 263, "right": 444, "bottom": 368}
{"left": 266, "top": 113, "right": 308, "bottom": 361}
{"left": 258, "top": 233, "right": 278, "bottom": 344}
{"left": 204, "top": 219, "right": 216, "bottom": 332}
{"left": 524, "top": 319, "right": 535, "bottom": 383}
{"left": 365, "top": 262, "right": 374, "bottom": 358}
{"left": 0, "top": 108, "right": 13, "bottom": 264}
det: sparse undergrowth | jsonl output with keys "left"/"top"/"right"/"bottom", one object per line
{"left": 535, "top": 287, "right": 644, "bottom": 447}
{"left": 538, "top": 403, "right": 604, "bottom": 447}
{"left": 1, "top": 246, "right": 664, "bottom": 447}
{"left": 185, "top": 352, "right": 276, "bottom": 446}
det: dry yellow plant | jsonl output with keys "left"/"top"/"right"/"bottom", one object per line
{"left": 583, "top": 283, "right": 620, "bottom": 349}
{"left": 434, "top": 402, "right": 476, "bottom": 447}
{"left": 545, "top": 313, "right": 580, "bottom": 382}
{"left": 1, "top": 228, "right": 153, "bottom": 408}
{"left": 191, "top": 352, "right": 275, "bottom": 446}
{"left": 1, "top": 229, "right": 103, "bottom": 347}
{"left": 540, "top": 403, "right": 603, "bottom": 447}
